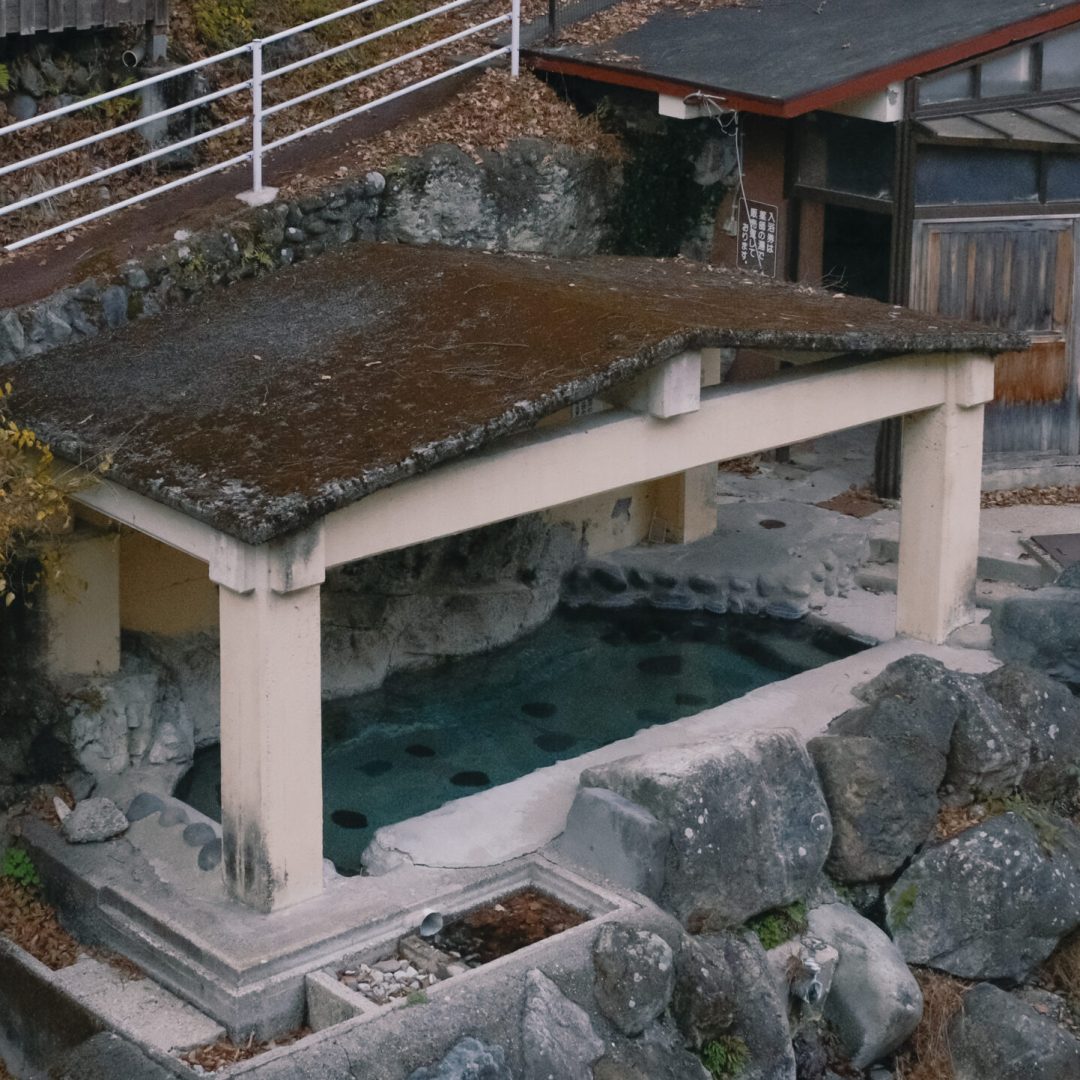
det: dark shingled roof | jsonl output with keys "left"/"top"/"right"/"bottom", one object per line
{"left": 529, "top": 0, "right": 1080, "bottom": 114}
{"left": 3, "top": 243, "right": 1021, "bottom": 544}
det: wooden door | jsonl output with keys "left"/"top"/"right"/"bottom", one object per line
{"left": 911, "top": 217, "right": 1080, "bottom": 454}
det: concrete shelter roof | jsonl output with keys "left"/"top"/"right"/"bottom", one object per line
{"left": 3, "top": 243, "right": 1021, "bottom": 545}
{"left": 528, "top": 0, "right": 1080, "bottom": 117}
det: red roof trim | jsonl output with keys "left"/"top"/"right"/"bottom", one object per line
{"left": 527, "top": 1, "right": 1080, "bottom": 119}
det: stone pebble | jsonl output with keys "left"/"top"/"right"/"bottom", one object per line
{"left": 337, "top": 959, "right": 439, "bottom": 1005}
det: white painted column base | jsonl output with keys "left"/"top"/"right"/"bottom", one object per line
{"left": 44, "top": 526, "right": 120, "bottom": 678}
{"left": 219, "top": 578, "right": 324, "bottom": 912}
{"left": 896, "top": 357, "right": 993, "bottom": 644}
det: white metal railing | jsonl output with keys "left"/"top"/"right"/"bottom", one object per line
{"left": 0, "top": 0, "right": 520, "bottom": 252}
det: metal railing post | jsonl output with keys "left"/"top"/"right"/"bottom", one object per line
{"left": 251, "top": 39, "right": 265, "bottom": 193}
{"left": 511, "top": 0, "right": 520, "bottom": 76}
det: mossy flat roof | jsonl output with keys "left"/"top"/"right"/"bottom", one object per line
{"left": 3, "top": 243, "right": 1021, "bottom": 544}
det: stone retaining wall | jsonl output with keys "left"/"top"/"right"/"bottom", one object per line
{"left": 0, "top": 137, "right": 620, "bottom": 366}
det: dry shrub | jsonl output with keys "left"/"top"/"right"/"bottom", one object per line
{"left": 1044, "top": 929, "right": 1080, "bottom": 1013}
{"left": 894, "top": 968, "right": 971, "bottom": 1080}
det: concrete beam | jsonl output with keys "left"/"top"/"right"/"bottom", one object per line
{"left": 73, "top": 479, "right": 220, "bottom": 566}
{"left": 324, "top": 352, "right": 959, "bottom": 567}
{"left": 896, "top": 356, "right": 994, "bottom": 644}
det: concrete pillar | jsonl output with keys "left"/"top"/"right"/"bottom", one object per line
{"left": 214, "top": 528, "right": 325, "bottom": 912}
{"left": 653, "top": 464, "right": 717, "bottom": 544}
{"left": 896, "top": 355, "right": 994, "bottom": 644}
{"left": 44, "top": 526, "right": 121, "bottom": 678}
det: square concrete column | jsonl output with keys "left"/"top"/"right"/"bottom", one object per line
{"left": 45, "top": 525, "right": 121, "bottom": 678}
{"left": 896, "top": 355, "right": 994, "bottom": 644}
{"left": 214, "top": 527, "right": 325, "bottom": 912}
{"left": 653, "top": 464, "right": 717, "bottom": 543}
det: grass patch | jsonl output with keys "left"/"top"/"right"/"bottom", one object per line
{"left": 894, "top": 968, "right": 970, "bottom": 1080}
{"left": 701, "top": 1036, "right": 749, "bottom": 1079}
{"left": 746, "top": 901, "right": 807, "bottom": 951}
{"left": 889, "top": 884, "right": 919, "bottom": 930}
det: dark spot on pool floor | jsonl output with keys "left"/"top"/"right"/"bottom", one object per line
{"left": 451, "top": 771, "right": 491, "bottom": 787}
{"left": 534, "top": 732, "right": 577, "bottom": 752}
{"left": 521, "top": 702, "right": 557, "bottom": 719}
{"left": 636, "top": 708, "right": 668, "bottom": 725}
{"left": 358, "top": 759, "right": 393, "bottom": 776}
{"left": 676, "top": 692, "right": 707, "bottom": 707}
{"left": 331, "top": 810, "right": 369, "bottom": 829}
{"left": 759, "top": 519, "right": 786, "bottom": 529}
{"left": 638, "top": 654, "right": 683, "bottom": 676}
{"left": 406, "top": 744, "right": 437, "bottom": 758}
{"left": 625, "top": 625, "right": 663, "bottom": 645}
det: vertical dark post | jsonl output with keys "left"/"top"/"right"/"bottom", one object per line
{"left": 548, "top": 0, "right": 556, "bottom": 38}
{"left": 875, "top": 92, "right": 917, "bottom": 500}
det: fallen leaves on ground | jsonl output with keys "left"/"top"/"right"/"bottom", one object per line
{"left": 934, "top": 802, "right": 988, "bottom": 842}
{"left": 815, "top": 485, "right": 887, "bottom": 519}
{"left": 0, "top": 878, "right": 81, "bottom": 970}
{"left": 717, "top": 455, "right": 759, "bottom": 476}
{"left": 180, "top": 1028, "right": 311, "bottom": 1071}
{"left": 982, "top": 484, "right": 1080, "bottom": 508}
{"left": 333, "top": 66, "right": 621, "bottom": 182}
{"left": 0, "top": 0, "right": 593, "bottom": 247}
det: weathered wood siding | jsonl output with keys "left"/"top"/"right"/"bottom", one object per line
{"left": 912, "top": 217, "right": 1080, "bottom": 454}
{"left": 0, "top": 0, "right": 167, "bottom": 35}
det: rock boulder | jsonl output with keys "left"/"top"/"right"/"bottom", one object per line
{"left": 592, "top": 923, "right": 676, "bottom": 1036}
{"left": 991, "top": 588, "right": 1080, "bottom": 686}
{"left": 982, "top": 664, "right": 1080, "bottom": 801}
{"left": 949, "top": 983, "right": 1080, "bottom": 1080}
{"left": 672, "top": 931, "right": 796, "bottom": 1080}
{"left": 885, "top": 812, "right": 1080, "bottom": 980}
{"left": 582, "top": 730, "right": 831, "bottom": 929}
{"left": 521, "top": 970, "right": 604, "bottom": 1080}
{"left": 809, "top": 734, "right": 937, "bottom": 882}
{"left": 61, "top": 797, "right": 128, "bottom": 844}
{"left": 806, "top": 903, "right": 922, "bottom": 1069}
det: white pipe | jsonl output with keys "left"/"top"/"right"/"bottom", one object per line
{"left": 263, "top": 0, "right": 477, "bottom": 82}
{"left": 0, "top": 43, "right": 251, "bottom": 137}
{"left": 0, "top": 80, "right": 251, "bottom": 180}
{"left": 263, "top": 16, "right": 508, "bottom": 118}
{"left": 0, "top": 118, "right": 249, "bottom": 218}
{"left": 260, "top": 0, "right": 392, "bottom": 46}
{"left": 511, "top": 0, "right": 520, "bottom": 76}
{"left": 4, "top": 152, "right": 251, "bottom": 251}
{"left": 122, "top": 42, "right": 146, "bottom": 68}
{"left": 263, "top": 46, "right": 509, "bottom": 151}
{"left": 251, "top": 39, "right": 265, "bottom": 194}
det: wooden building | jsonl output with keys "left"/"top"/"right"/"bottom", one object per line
{"left": 529, "top": 0, "right": 1080, "bottom": 459}
{"left": 0, "top": 0, "right": 168, "bottom": 41}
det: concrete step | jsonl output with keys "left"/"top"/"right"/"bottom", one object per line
{"left": 51, "top": 955, "right": 224, "bottom": 1053}
{"left": 856, "top": 564, "right": 1029, "bottom": 613}
{"left": 867, "top": 536, "right": 1057, "bottom": 588}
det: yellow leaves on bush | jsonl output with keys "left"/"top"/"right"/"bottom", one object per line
{"left": 0, "top": 381, "right": 73, "bottom": 609}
